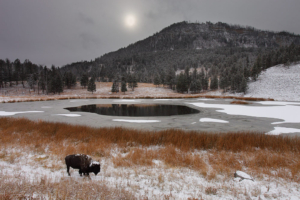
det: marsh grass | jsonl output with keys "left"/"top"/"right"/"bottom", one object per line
{"left": 0, "top": 173, "right": 135, "bottom": 200}
{"left": 1, "top": 117, "right": 300, "bottom": 198}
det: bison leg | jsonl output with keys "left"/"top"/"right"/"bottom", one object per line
{"left": 79, "top": 169, "right": 83, "bottom": 176}
{"left": 67, "top": 165, "right": 70, "bottom": 176}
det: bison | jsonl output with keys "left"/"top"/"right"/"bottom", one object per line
{"left": 65, "top": 154, "right": 100, "bottom": 176}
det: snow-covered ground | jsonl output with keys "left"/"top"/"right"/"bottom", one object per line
{"left": 1, "top": 147, "right": 300, "bottom": 200}
{"left": 196, "top": 64, "right": 300, "bottom": 102}
{"left": 246, "top": 64, "right": 300, "bottom": 101}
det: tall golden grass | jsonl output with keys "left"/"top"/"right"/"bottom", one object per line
{"left": 0, "top": 173, "right": 135, "bottom": 200}
{"left": 0, "top": 117, "right": 299, "bottom": 153}
{"left": 1, "top": 117, "right": 299, "bottom": 183}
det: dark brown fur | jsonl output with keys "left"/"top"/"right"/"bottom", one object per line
{"left": 65, "top": 154, "right": 100, "bottom": 176}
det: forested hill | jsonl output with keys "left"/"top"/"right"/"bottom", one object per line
{"left": 61, "top": 21, "right": 300, "bottom": 82}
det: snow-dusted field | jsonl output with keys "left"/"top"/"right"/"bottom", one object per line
{"left": 245, "top": 64, "right": 300, "bottom": 101}
{"left": 1, "top": 147, "right": 300, "bottom": 200}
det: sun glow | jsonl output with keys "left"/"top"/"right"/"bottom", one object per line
{"left": 125, "top": 15, "right": 136, "bottom": 28}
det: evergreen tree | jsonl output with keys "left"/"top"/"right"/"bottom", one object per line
{"left": 210, "top": 76, "right": 218, "bottom": 90}
{"left": 195, "top": 79, "right": 202, "bottom": 93}
{"left": 190, "top": 79, "right": 202, "bottom": 93}
{"left": 190, "top": 80, "right": 197, "bottom": 93}
{"left": 55, "top": 72, "right": 63, "bottom": 94}
{"left": 251, "top": 63, "right": 258, "bottom": 81}
{"left": 153, "top": 75, "right": 161, "bottom": 87}
{"left": 0, "top": 59, "right": 5, "bottom": 88}
{"left": 63, "top": 72, "right": 76, "bottom": 89}
{"left": 5, "top": 59, "right": 12, "bottom": 87}
{"left": 111, "top": 80, "right": 119, "bottom": 93}
{"left": 13, "top": 59, "right": 21, "bottom": 85}
{"left": 219, "top": 75, "right": 228, "bottom": 92}
{"left": 87, "top": 77, "right": 96, "bottom": 94}
{"left": 165, "top": 67, "right": 176, "bottom": 89}
{"left": 128, "top": 75, "right": 138, "bottom": 91}
{"left": 27, "top": 74, "right": 37, "bottom": 91}
{"left": 176, "top": 73, "right": 188, "bottom": 93}
{"left": 239, "top": 77, "right": 248, "bottom": 94}
{"left": 202, "top": 76, "right": 209, "bottom": 90}
{"left": 80, "top": 74, "right": 89, "bottom": 88}
{"left": 121, "top": 81, "right": 127, "bottom": 94}
{"left": 20, "top": 60, "right": 27, "bottom": 88}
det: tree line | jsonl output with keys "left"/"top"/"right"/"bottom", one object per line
{"left": 0, "top": 58, "right": 78, "bottom": 94}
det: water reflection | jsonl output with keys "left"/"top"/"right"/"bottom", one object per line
{"left": 65, "top": 104, "right": 200, "bottom": 117}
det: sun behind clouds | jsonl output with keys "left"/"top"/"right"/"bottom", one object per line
{"left": 125, "top": 14, "right": 136, "bottom": 28}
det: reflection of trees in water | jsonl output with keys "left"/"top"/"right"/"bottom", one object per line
{"left": 65, "top": 104, "right": 200, "bottom": 116}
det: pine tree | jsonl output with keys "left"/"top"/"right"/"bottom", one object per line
{"left": 55, "top": 72, "right": 63, "bottom": 94}
{"left": 0, "top": 59, "right": 5, "bottom": 88}
{"left": 87, "top": 77, "right": 96, "bottom": 94}
{"left": 210, "top": 76, "right": 218, "bottom": 90}
{"left": 239, "top": 77, "right": 248, "bottom": 94}
{"left": 111, "top": 80, "right": 119, "bottom": 93}
{"left": 190, "top": 80, "right": 197, "bottom": 93}
{"left": 153, "top": 75, "right": 161, "bottom": 87}
{"left": 13, "top": 59, "right": 21, "bottom": 85}
{"left": 80, "top": 74, "right": 89, "bottom": 88}
{"left": 202, "top": 76, "right": 209, "bottom": 90}
{"left": 121, "top": 81, "right": 127, "bottom": 94}
{"left": 176, "top": 73, "right": 188, "bottom": 93}
{"left": 190, "top": 79, "right": 201, "bottom": 93}
{"left": 130, "top": 75, "right": 138, "bottom": 91}
{"left": 219, "top": 75, "right": 228, "bottom": 92}
{"left": 63, "top": 72, "right": 76, "bottom": 89}
{"left": 195, "top": 79, "right": 202, "bottom": 93}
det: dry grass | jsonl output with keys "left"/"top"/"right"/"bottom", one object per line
{"left": 1, "top": 117, "right": 300, "bottom": 198}
{"left": 0, "top": 173, "right": 135, "bottom": 200}
{"left": 1, "top": 117, "right": 299, "bottom": 154}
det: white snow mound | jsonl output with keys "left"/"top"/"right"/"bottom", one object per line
{"left": 246, "top": 64, "right": 300, "bottom": 101}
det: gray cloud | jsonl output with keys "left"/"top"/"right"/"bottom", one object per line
{"left": 78, "top": 13, "right": 95, "bottom": 25}
{"left": 1, "top": 0, "right": 300, "bottom": 66}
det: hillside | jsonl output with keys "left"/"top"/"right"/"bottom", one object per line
{"left": 246, "top": 64, "right": 300, "bottom": 101}
{"left": 61, "top": 21, "right": 300, "bottom": 82}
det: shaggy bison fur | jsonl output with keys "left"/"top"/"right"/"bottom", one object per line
{"left": 65, "top": 154, "right": 100, "bottom": 176}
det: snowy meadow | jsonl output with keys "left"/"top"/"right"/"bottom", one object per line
{"left": 1, "top": 117, "right": 300, "bottom": 199}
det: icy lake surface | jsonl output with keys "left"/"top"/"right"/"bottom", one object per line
{"left": 1, "top": 98, "right": 300, "bottom": 135}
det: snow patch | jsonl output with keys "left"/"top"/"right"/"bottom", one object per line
{"left": 55, "top": 114, "right": 81, "bottom": 117}
{"left": 256, "top": 101, "right": 300, "bottom": 106}
{"left": 197, "top": 98, "right": 215, "bottom": 101}
{"left": 113, "top": 119, "right": 160, "bottom": 123}
{"left": 245, "top": 64, "right": 300, "bottom": 101}
{"left": 266, "top": 127, "right": 300, "bottom": 135}
{"left": 0, "top": 111, "right": 44, "bottom": 116}
{"left": 200, "top": 118, "right": 229, "bottom": 123}
{"left": 190, "top": 102, "right": 300, "bottom": 124}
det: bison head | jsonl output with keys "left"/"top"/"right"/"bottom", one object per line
{"left": 90, "top": 161, "right": 101, "bottom": 175}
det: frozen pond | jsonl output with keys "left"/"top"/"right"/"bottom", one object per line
{"left": 1, "top": 98, "right": 300, "bottom": 136}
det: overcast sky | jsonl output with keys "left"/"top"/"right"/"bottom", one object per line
{"left": 1, "top": 0, "right": 300, "bottom": 67}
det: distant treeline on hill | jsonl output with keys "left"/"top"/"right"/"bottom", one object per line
{"left": 0, "top": 59, "right": 74, "bottom": 94}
